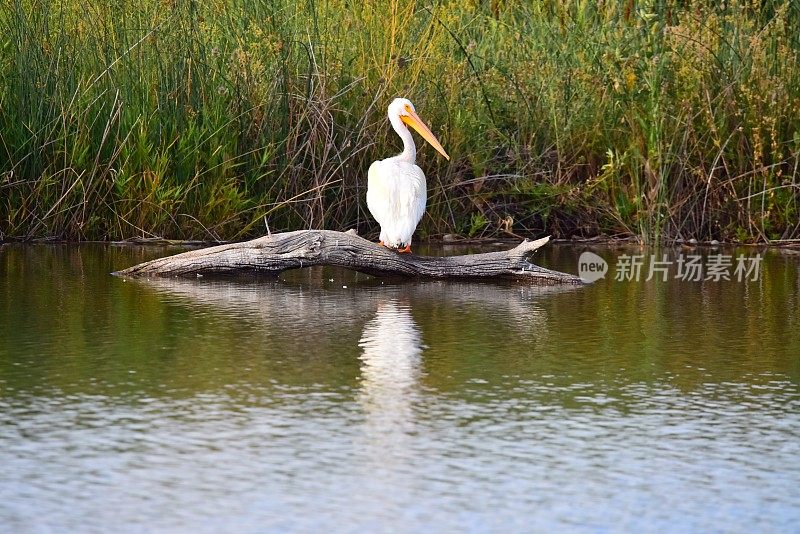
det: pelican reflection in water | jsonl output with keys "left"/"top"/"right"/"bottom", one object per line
{"left": 357, "top": 300, "right": 423, "bottom": 437}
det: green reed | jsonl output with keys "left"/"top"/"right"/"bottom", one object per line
{"left": 1, "top": 0, "right": 799, "bottom": 242}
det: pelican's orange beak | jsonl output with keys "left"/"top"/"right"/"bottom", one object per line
{"left": 401, "top": 105, "right": 450, "bottom": 160}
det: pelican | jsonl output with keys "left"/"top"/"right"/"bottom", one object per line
{"left": 367, "top": 98, "right": 450, "bottom": 253}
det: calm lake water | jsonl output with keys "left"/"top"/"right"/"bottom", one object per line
{"left": 1, "top": 242, "right": 799, "bottom": 532}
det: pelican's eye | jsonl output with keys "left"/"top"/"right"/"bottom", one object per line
{"left": 403, "top": 104, "right": 413, "bottom": 115}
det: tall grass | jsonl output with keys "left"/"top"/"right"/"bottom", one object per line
{"left": 1, "top": 0, "right": 799, "bottom": 242}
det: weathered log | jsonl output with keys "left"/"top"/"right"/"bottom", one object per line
{"left": 113, "top": 229, "right": 583, "bottom": 285}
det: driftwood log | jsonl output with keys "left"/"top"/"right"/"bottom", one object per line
{"left": 114, "top": 229, "right": 583, "bottom": 285}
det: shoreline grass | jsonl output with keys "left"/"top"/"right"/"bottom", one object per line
{"left": 1, "top": 0, "right": 799, "bottom": 243}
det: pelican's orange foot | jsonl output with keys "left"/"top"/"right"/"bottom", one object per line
{"left": 377, "top": 240, "right": 385, "bottom": 247}
{"left": 397, "top": 244, "right": 412, "bottom": 254}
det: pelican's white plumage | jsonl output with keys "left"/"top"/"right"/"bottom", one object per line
{"left": 367, "top": 98, "right": 449, "bottom": 251}
{"left": 367, "top": 158, "right": 427, "bottom": 248}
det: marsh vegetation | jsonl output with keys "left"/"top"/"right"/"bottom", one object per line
{"left": 2, "top": 0, "right": 799, "bottom": 242}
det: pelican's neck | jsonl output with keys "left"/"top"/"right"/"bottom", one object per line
{"left": 389, "top": 113, "right": 416, "bottom": 164}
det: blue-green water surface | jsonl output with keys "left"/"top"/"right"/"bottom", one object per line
{"left": 1, "top": 243, "right": 799, "bottom": 532}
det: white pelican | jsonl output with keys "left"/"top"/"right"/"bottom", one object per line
{"left": 367, "top": 98, "right": 450, "bottom": 253}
